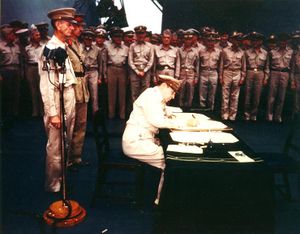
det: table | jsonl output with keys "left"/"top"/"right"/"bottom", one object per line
{"left": 156, "top": 117, "right": 275, "bottom": 234}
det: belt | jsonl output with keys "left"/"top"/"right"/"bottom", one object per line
{"left": 271, "top": 68, "right": 290, "bottom": 72}
{"left": 108, "top": 64, "right": 126, "bottom": 68}
{"left": 74, "top": 71, "right": 85, "bottom": 77}
{"left": 156, "top": 65, "right": 174, "bottom": 70}
{"left": 247, "top": 68, "right": 263, "bottom": 72}
{"left": 224, "top": 68, "right": 241, "bottom": 71}
{"left": 201, "top": 68, "right": 217, "bottom": 71}
{"left": 85, "top": 66, "right": 98, "bottom": 71}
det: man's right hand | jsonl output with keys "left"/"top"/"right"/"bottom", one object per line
{"left": 50, "top": 115, "right": 61, "bottom": 129}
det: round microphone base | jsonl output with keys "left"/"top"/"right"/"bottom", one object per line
{"left": 43, "top": 200, "right": 86, "bottom": 228}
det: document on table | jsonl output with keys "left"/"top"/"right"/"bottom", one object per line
{"left": 228, "top": 151, "right": 255, "bottom": 162}
{"left": 167, "top": 144, "right": 203, "bottom": 154}
{"left": 166, "top": 106, "right": 183, "bottom": 113}
{"left": 170, "top": 131, "right": 239, "bottom": 144}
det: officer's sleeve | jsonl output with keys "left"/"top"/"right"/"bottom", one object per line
{"left": 144, "top": 44, "right": 154, "bottom": 73}
{"left": 219, "top": 51, "right": 225, "bottom": 82}
{"left": 128, "top": 44, "right": 139, "bottom": 74}
{"left": 241, "top": 53, "right": 246, "bottom": 81}
{"left": 264, "top": 52, "right": 270, "bottom": 82}
{"left": 175, "top": 48, "right": 180, "bottom": 79}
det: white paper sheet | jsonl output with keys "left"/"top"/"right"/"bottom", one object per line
{"left": 170, "top": 131, "right": 239, "bottom": 144}
{"left": 167, "top": 144, "right": 203, "bottom": 154}
{"left": 228, "top": 151, "right": 255, "bottom": 162}
{"left": 166, "top": 106, "right": 183, "bottom": 113}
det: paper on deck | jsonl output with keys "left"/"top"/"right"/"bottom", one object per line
{"left": 170, "top": 131, "right": 239, "bottom": 144}
{"left": 167, "top": 144, "right": 203, "bottom": 154}
{"left": 228, "top": 151, "right": 255, "bottom": 162}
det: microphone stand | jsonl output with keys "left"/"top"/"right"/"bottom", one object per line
{"left": 43, "top": 59, "right": 86, "bottom": 228}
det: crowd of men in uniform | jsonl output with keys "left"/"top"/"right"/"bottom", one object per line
{"left": 1, "top": 7, "right": 300, "bottom": 192}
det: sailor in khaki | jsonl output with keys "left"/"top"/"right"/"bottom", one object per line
{"left": 219, "top": 32, "right": 246, "bottom": 121}
{"left": 267, "top": 33, "right": 293, "bottom": 122}
{"left": 198, "top": 31, "right": 221, "bottom": 111}
{"left": 178, "top": 30, "right": 199, "bottom": 108}
{"left": 82, "top": 30, "right": 101, "bottom": 115}
{"left": 106, "top": 27, "right": 128, "bottom": 119}
{"left": 25, "top": 28, "right": 44, "bottom": 117}
{"left": 128, "top": 25, "right": 154, "bottom": 103}
{"left": 94, "top": 27, "right": 108, "bottom": 84}
{"left": 153, "top": 29, "right": 180, "bottom": 84}
{"left": 38, "top": 7, "right": 76, "bottom": 192}
{"left": 244, "top": 32, "right": 269, "bottom": 121}
{"left": 67, "top": 13, "right": 90, "bottom": 167}
{"left": 291, "top": 32, "right": 300, "bottom": 115}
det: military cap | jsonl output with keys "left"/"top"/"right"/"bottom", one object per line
{"left": 266, "top": 34, "right": 277, "bottom": 43}
{"left": 247, "top": 31, "right": 264, "bottom": 41}
{"left": 15, "top": 28, "right": 29, "bottom": 35}
{"left": 277, "top": 33, "right": 290, "bottom": 41}
{"left": 82, "top": 30, "right": 95, "bottom": 39}
{"left": 9, "top": 20, "right": 26, "bottom": 29}
{"left": 96, "top": 24, "right": 106, "bottom": 30}
{"left": 230, "top": 31, "right": 243, "bottom": 40}
{"left": 109, "top": 26, "right": 123, "bottom": 37}
{"left": 134, "top": 25, "right": 147, "bottom": 34}
{"left": 176, "top": 29, "right": 185, "bottom": 38}
{"left": 124, "top": 30, "right": 134, "bottom": 37}
{"left": 95, "top": 28, "right": 107, "bottom": 37}
{"left": 35, "top": 22, "right": 49, "bottom": 28}
{"left": 189, "top": 28, "right": 199, "bottom": 36}
{"left": 47, "top": 7, "right": 76, "bottom": 22}
{"left": 184, "top": 29, "right": 194, "bottom": 39}
{"left": 291, "top": 30, "right": 300, "bottom": 40}
{"left": 205, "top": 31, "right": 219, "bottom": 41}
{"left": 158, "top": 75, "right": 182, "bottom": 93}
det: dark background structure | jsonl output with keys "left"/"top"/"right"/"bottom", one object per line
{"left": 1, "top": 0, "right": 300, "bottom": 34}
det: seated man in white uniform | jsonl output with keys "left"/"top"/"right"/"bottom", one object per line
{"left": 122, "top": 75, "right": 181, "bottom": 205}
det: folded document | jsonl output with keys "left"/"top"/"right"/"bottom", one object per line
{"left": 167, "top": 144, "right": 203, "bottom": 154}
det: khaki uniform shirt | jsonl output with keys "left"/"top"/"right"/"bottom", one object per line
{"left": 83, "top": 44, "right": 101, "bottom": 75}
{"left": 106, "top": 41, "right": 129, "bottom": 66}
{"left": 269, "top": 47, "right": 293, "bottom": 70}
{"left": 128, "top": 41, "right": 154, "bottom": 74}
{"left": 219, "top": 46, "right": 246, "bottom": 81}
{"left": 98, "top": 45, "right": 107, "bottom": 80}
{"left": 67, "top": 40, "right": 89, "bottom": 103}
{"left": 178, "top": 46, "right": 199, "bottom": 80}
{"left": 154, "top": 45, "right": 180, "bottom": 78}
{"left": 199, "top": 46, "right": 222, "bottom": 71}
{"left": 25, "top": 43, "right": 45, "bottom": 64}
{"left": 245, "top": 47, "right": 270, "bottom": 80}
{"left": 0, "top": 40, "right": 20, "bottom": 67}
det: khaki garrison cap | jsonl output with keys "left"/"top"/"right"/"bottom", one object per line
{"left": 134, "top": 25, "right": 147, "bottom": 34}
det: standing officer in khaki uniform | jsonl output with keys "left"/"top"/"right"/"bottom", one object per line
{"left": 153, "top": 29, "right": 180, "bottom": 85}
{"left": 244, "top": 32, "right": 269, "bottom": 121}
{"left": 0, "top": 24, "right": 21, "bottom": 121}
{"left": 267, "top": 33, "right": 293, "bottom": 122}
{"left": 128, "top": 25, "right": 154, "bottom": 103}
{"left": 25, "top": 28, "right": 44, "bottom": 117}
{"left": 106, "top": 27, "right": 129, "bottom": 119}
{"left": 66, "top": 13, "right": 90, "bottom": 168}
{"left": 178, "top": 30, "right": 199, "bottom": 108}
{"left": 82, "top": 30, "right": 101, "bottom": 115}
{"left": 38, "top": 8, "right": 76, "bottom": 192}
{"left": 198, "top": 31, "right": 222, "bottom": 111}
{"left": 219, "top": 32, "right": 246, "bottom": 121}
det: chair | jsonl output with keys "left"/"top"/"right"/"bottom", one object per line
{"left": 258, "top": 115, "right": 300, "bottom": 201}
{"left": 90, "top": 113, "right": 144, "bottom": 207}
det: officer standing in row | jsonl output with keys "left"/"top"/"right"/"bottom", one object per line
{"left": 128, "top": 25, "right": 154, "bottom": 103}
{"left": 267, "top": 33, "right": 293, "bottom": 122}
{"left": 244, "top": 32, "right": 269, "bottom": 121}
{"left": 0, "top": 24, "right": 21, "bottom": 122}
{"left": 39, "top": 8, "right": 77, "bottom": 192}
{"left": 82, "top": 30, "right": 101, "bottom": 116}
{"left": 106, "top": 27, "right": 129, "bottom": 119}
{"left": 153, "top": 29, "right": 180, "bottom": 85}
{"left": 219, "top": 32, "right": 246, "bottom": 121}
{"left": 25, "top": 27, "right": 44, "bottom": 117}
{"left": 178, "top": 29, "right": 199, "bottom": 109}
{"left": 67, "top": 13, "right": 90, "bottom": 168}
{"left": 198, "top": 31, "right": 221, "bottom": 111}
